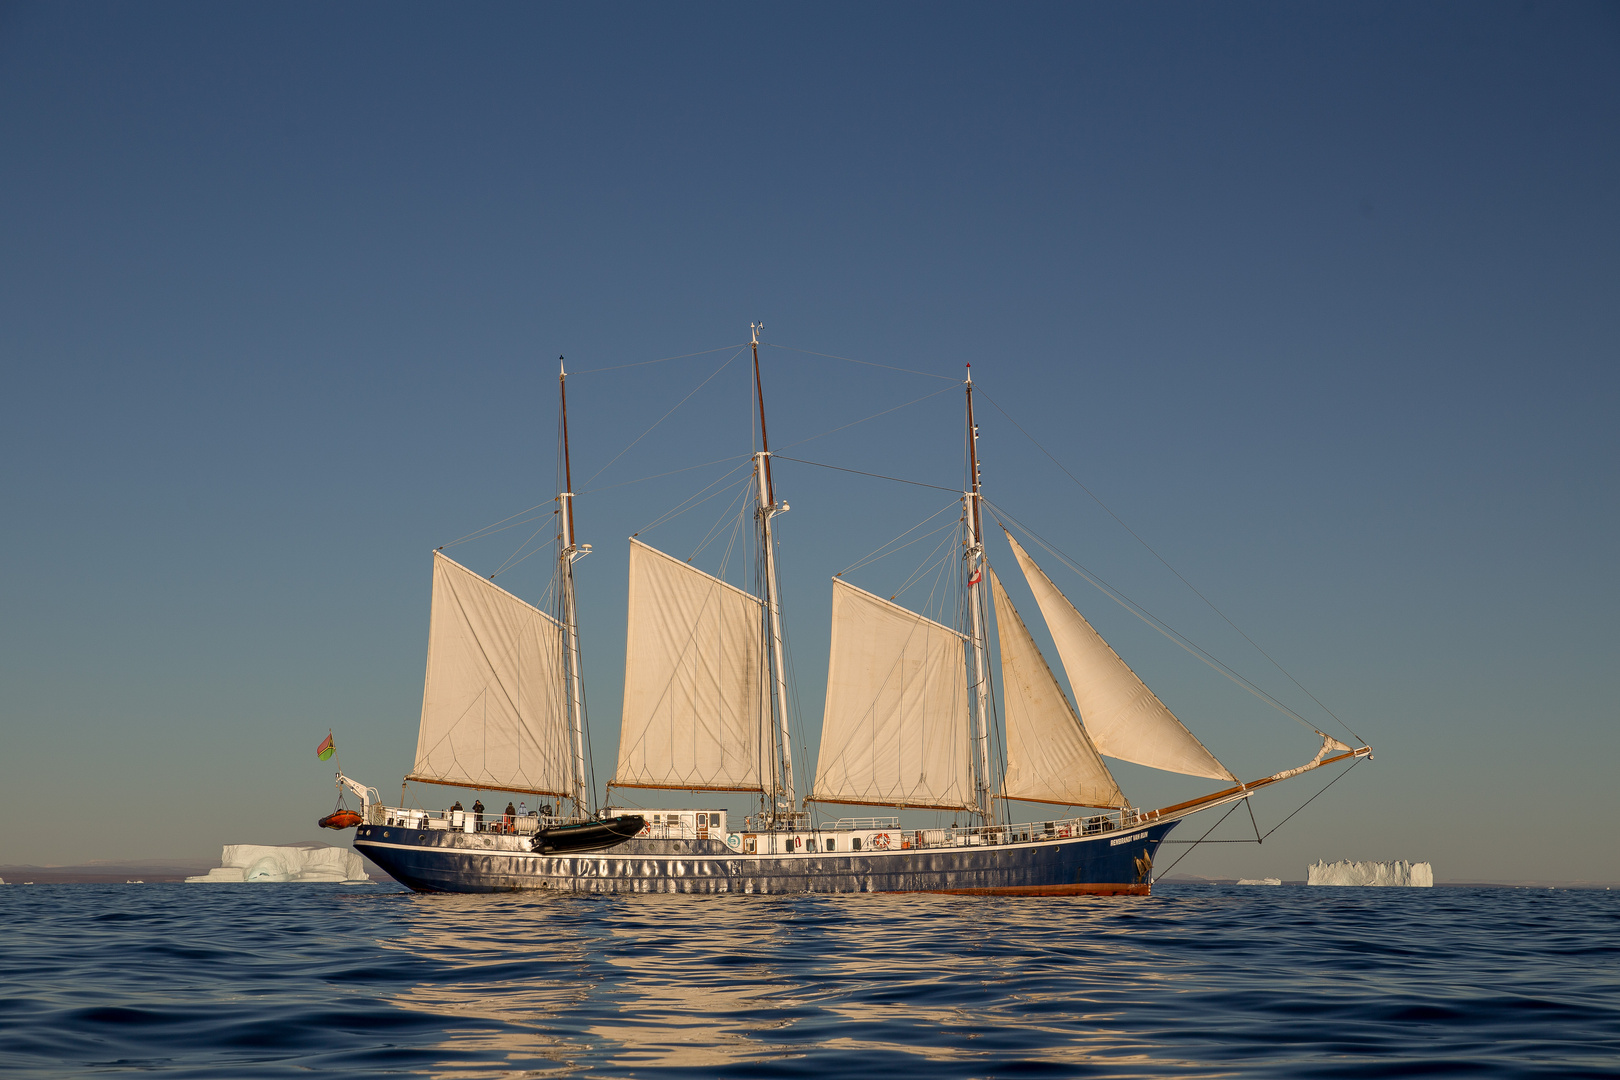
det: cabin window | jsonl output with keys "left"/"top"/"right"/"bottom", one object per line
{"left": 709, "top": 813, "right": 721, "bottom": 827}
{"left": 852, "top": 837, "right": 863, "bottom": 851}
{"left": 825, "top": 838, "right": 835, "bottom": 851}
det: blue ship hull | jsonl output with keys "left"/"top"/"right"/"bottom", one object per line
{"left": 353, "top": 820, "right": 1179, "bottom": 895}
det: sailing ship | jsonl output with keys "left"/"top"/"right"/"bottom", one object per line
{"left": 342, "top": 328, "right": 1371, "bottom": 894}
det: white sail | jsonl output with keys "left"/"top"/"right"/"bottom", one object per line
{"left": 613, "top": 539, "right": 770, "bottom": 793}
{"left": 989, "top": 567, "right": 1128, "bottom": 808}
{"left": 811, "top": 578, "right": 978, "bottom": 811}
{"left": 410, "top": 551, "right": 573, "bottom": 796}
{"left": 1004, "top": 532, "right": 1236, "bottom": 782}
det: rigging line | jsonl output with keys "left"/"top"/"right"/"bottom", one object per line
{"left": 582, "top": 454, "right": 752, "bottom": 495}
{"left": 848, "top": 521, "right": 960, "bottom": 583}
{"left": 1153, "top": 800, "right": 1246, "bottom": 881}
{"left": 1258, "top": 757, "right": 1364, "bottom": 842}
{"left": 633, "top": 461, "right": 755, "bottom": 537}
{"left": 444, "top": 510, "right": 553, "bottom": 549}
{"left": 580, "top": 349, "right": 744, "bottom": 490}
{"left": 646, "top": 472, "right": 752, "bottom": 544}
{"left": 984, "top": 500, "right": 1323, "bottom": 739}
{"left": 492, "top": 518, "right": 556, "bottom": 579}
{"left": 571, "top": 343, "right": 747, "bottom": 375}
{"left": 918, "top": 527, "right": 958, "bottom": 626}
{"left": 977, "top": 388, "right": 1364, "bottom": 747}
{"left": 692, "top": 482, "right": 753, "bottom": 570}
{"left": 442, "top": 502, "right": 551, "bottom": 549}
{"left": 774, "top": 385, "right": 958, "bottom": 452}
{"left": 837, "top": 501, "right": 961, "bottom": 577}
{"left": 771, "top": 455, "right": 959, "bottom": 493}
{"left": 763, "top": 342, "right": 958, "bottom": 381}
{"left": 891, "top": 526, "right": 961, "bottom": 608}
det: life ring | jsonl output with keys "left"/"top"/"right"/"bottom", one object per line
{"left": 871, "top": 832, "right": 892, "bottom": 850}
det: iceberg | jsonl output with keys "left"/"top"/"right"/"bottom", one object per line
{"left": 185, "top": 843, "right": 369, "bottom": 883}
{"left": 1307, "top": 860, "right": 1433, "bottom": 887}
{"left": 1236, "top": 877, "right": 1282, "bottom": 885}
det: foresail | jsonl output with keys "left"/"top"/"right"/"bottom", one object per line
{"left": 613, "top": 539, "right": 769, "bottom": 793}
{"left": 1004, "top": 532, "right": 1236, "bottom": 782}
{"left": 989, "top": 567, "right": 1127, "bottom": 808}
{"left": 811, "top": 578, "right": 977, "bottom": 811}
{"left": 410, "top": 551, "right": 574, "bottom": 796}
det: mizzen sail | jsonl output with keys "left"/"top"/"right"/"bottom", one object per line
{"left": 1004, "top": 531, "right": 1236, "bottom": 782}
{"left": 612, "top": 539, "right": 770, "bottom": 793}
{"left": 409, "top": 550, "right": 574, "bottom": 796}
{"left": 811, "top": 578, "right": 977, "bottom": 811}
{"left": 989, "top": 566, "right": 1127, "bottom": 808}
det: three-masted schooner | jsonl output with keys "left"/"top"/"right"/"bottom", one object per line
{"left": 342, "top": 329, "right": 1370, "bottom": 894}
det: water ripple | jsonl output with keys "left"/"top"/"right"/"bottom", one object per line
{"left": 0, "top": 884, "right": 1616, "bottom": 1077}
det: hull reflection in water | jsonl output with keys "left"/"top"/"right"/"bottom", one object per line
{"left": 383, "top": 891, "right": 1180, "bottom": 1075}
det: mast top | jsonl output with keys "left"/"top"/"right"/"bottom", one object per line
{"left": 751, "top": 322, "right": 763, "bottom": 346}
{"left": 965, "top": 362, "right": 972, "bottom": 385}
{"left": 559, "top": 355, "right": 566, "bottom": 377}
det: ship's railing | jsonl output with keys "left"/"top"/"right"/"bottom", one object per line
{"left": 373, "top": 806, "right": 565, "bottom": 835}
{"left": 828, "top": 817, "right": 901, "bottom": 831}
{"left": 901, "top": 809, "right": 1146, "bottom": 850}
{"left": 743, "top": 810, "right": 810, "bottom": 833}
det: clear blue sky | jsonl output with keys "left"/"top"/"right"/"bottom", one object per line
{"left": 2, "top": 2, "right": 1615, "bottom": 881}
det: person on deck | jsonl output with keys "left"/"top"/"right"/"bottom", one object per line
{"left": 472, "top": 799, "right": 484, "bottom": 832}
{"left": 503, "top": 802, "right": 516, "bottom": 833}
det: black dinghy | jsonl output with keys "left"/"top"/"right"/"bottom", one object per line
{"left": 531, "top": 814, "right": 646, "bottom": 855}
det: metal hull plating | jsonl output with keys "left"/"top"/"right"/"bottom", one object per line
{"left": 353, "top": 821, "right": 1178, "bottom": 895}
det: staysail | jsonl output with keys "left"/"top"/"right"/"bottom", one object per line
{"left": 989, "top": 566, "right": 1128, "bottom": 808}
{"left": 1004, "top": 532, "right": 1236, "bottom": 782}
{"left": 409, "top": 550, "right": 574, "bottom": 796}
{"left": 811, "top": 578, "right": 978, "bottom": 811}
{"left": 612, "top": 539, "right": 770, "bottom": 793}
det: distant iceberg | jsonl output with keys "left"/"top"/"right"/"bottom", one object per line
{"left": 1307, "top": 860, "right": 1433, "bottom": 887}
{"left": 186, "top": 843, "right": 368, "bottom": 883}
{"left": 1237, "top": 877, "right": 1282, "bottom": 885}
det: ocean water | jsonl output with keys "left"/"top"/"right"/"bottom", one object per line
{"left": 1, "top": 883, "right": 1615, "bottom": 1078}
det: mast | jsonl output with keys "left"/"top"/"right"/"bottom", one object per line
{"left": 751, "top": 323, "right": 796, "bottom": 814}
{"left": 558, "top": 358, "right": 591, "bottom": 819}
{"left": 964, "top": 366, "right": 993, "bottom": 821}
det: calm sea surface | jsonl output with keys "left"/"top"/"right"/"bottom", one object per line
{"left": 0, "top": 882, "right": 1614, "bottom": 1078}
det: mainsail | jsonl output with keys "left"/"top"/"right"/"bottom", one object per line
{"left": 409, "top": 550, "right": 574, "bottom": 796}
{"left": 613, "top": 539, "right": 770, "bottom": 793}
{"left": 1003, "top": 531, "right": 1236, "bottom": 782}
{"left": 811, "top": 578, "right": 978, "bottom": 811}
{"left": 988, "top": 567, "right": 1128, "bottom": 808}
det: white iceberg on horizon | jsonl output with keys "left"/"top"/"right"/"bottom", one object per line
{"left": 1237, "top": 877, "right": 1283, "bottom": 885}
{"left": 1308, "top": 860, "right": 1433, "bottom": 887}
{"left": 186, "top": 843, "right": 369, "bottom": 883}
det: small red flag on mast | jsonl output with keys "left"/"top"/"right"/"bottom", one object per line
{"left": 316, "top": 732, "right": 335, "bottom": 761}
